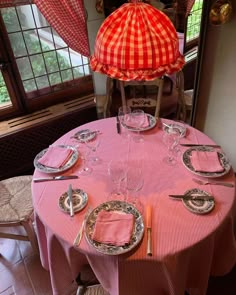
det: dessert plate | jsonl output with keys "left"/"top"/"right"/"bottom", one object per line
{"left": 59, "top": 189, "right": 88, "bottom": 214}
{"left": 182, "top": 188, "right": 215, "bottom": 215}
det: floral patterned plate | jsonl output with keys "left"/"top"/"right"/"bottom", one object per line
{"left": 85, "top": 201, "right": 144, "bottom": 255}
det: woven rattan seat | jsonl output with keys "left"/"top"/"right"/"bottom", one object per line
{"left": 0, "top": 175, "right": 38, "bottom": 253}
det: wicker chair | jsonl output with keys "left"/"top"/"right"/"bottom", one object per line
{"left": 0, "top": 175, "right": 38, "bottom": 253}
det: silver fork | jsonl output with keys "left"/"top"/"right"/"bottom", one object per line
{"left": 192, "top": 178, "right": 234, "bottom": 188}
{"left": 73, "top": 206, "right": 92, "bottom": 247}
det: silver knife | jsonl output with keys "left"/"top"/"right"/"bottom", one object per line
{"left": 33, "top": 175, "right": 78, "bottom": 182}
{"left": 180, "top": 144, "right": 221, "bottom": 148}
{"left": 68, "top": 184, "right": 74, "bottom": 217}
{"left": 169, "top": 194, "right": 214, "bottom": 201}
{"left": 116, "top": 116, "right": 121, "bottom": 134}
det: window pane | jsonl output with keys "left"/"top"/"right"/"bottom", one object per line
{"left": 186, "top": 0, "right": 203, "bottom": 42}
{"left": 23, "top": 79, "right": 37, "bottom": 92}
{"left": 49, "top": 73, "right": 62, "bottom": 86}
{"left": 0, "top": 72, "right": 12, "bottom": 108}
{"left": 36, "top": 76, "right": 50, "bottom": 89}
{"left": 44, "top": 51, "right": 59, "bottom": 73}
{"left": 57, "top": 49, "right": 71, "bottom": 70}
{"left": 16, "top": 57, "right": 34, "bottom": 80}
{"left": 61, "top": 69, "right": 73, "bottom": 82}
{"left": 30, "top": 54, "right": 47, "bottom": 77}
{"left": 16, "top": 5, "right": 36, "bottom": 29}
{"left": 1, "top": 7, "right": 20, "bottom": 32}
{"left": 8, "top": 32, "right": 27, "bottom": 57}
{"left": 23, "top": 30, "right": 41, "bottom": 55}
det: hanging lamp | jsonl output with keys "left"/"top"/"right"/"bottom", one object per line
{"left": 90, "top": 0, "right": 185, "bottom": 81}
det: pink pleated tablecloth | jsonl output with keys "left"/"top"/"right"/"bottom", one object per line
{"left": 32, "top": 117, "right": 236, "bottom": 295}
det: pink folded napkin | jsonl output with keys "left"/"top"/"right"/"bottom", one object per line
{"left": 126, "top": 114, "right": 150, "bottom": 128}
{"left": 92, "top": 210, "right": 134, "bottom": 246}
{"left": 191, "top": 151, "right": 224, "bottom": 173}
{"left": 38, "top": 146, "right": 73, "bottom": 168}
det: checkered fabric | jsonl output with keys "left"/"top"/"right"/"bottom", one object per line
{"left": 90, "top": 2, "right": 185, "bottom": 81}
{"left": 34, "top": 0, "right": 90, "bottom": 57}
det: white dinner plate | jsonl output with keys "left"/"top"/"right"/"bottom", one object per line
{"left": 182, "top": 188, "right": 215, "bottom": 215}
{"left": 59, "top": 189, "right": 88, "bottom": 214}
{"left": 34, "top": 145, "right": 79, "bottom": 174}
{"left": 85, "top": 201, "right": 144, "bottom": 255}
{"left": 122, "top": 113, "right": 157, "bottom": 132}
{"left": 182, "top": 146, "right": 231, "bottom": 178}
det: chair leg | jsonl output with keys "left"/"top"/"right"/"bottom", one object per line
{"left": 22, "top": 219, "right": 39, "bottom": 254}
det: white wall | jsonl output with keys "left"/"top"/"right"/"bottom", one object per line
{"left": 195, "top": 0, "right": 236, "bottom": 170}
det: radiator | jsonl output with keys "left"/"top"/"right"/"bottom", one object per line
{"left": 0, "top": 96, "right": 97, "bottom": 180}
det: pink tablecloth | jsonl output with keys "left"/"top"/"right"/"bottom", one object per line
{"left": 32, "top": 117, "right": 236, "bottom": 295}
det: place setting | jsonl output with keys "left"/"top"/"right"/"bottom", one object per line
{"left": 118, "top": 107, "right": 157, "bottom": 142}
{"left": 33, "top": 144, "right": 79, "bottom": 174}
{"left": 181, "top": 145, "right": 231, "bottom": 178}
{"left": 84, "top": 200, "right": 144, "bottom": 255}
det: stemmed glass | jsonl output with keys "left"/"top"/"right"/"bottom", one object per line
{"left": 108, "top": 160, "right": 126, "bottom": 200}
{"left": 126, "top": 162, "right": 144, "bottom": 213}
{"left": 162, "top": 126, "right": 181, "bottom": 166}
{"left": 130, "top": 109, "right": 145, "bottom": 143}
{"left": 118, "top": 106, "right": 131, "bottom": 139}
{"left": 84, "top": 137, "right": 101, "bottom": 165}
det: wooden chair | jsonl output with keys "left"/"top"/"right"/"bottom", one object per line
{"left": 0, "top": 175, "right": 39, "bottom": 253}
{"left": 119, "top": 77, "right": 164, "bottom": 118}
{"left": 176, "top": 70, "right": 193, "bottom": 122}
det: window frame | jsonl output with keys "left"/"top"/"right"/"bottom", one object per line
{"left": 0, "top": 3, "right": 94, "bottom": 122}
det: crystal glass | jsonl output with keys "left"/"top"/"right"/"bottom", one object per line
{"left": 108, "top": 160, "right": 126, "bottom": 201}
{"left": 162, "top": 126, "right": 181, "bottom": 166}
{"left": 84, "top": 137, "right": 101, "bottom": 165}
{"left": 130, "top": 109, "right": 145, "bottom": 143}
{"left": 118, "top": 105, "right": 131, "bottom": 139}
{"left": 126, "top": 162, "right": 144, "bottom": 213}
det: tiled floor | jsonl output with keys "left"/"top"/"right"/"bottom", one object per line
{"left": 0, "top": 227, "right": 52, "bottom": 295}
{"left": 1, "top": 226, "right": 236, "bottom": 295}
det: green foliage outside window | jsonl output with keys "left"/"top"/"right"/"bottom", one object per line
{"left": 0, "top": 7, "right": 82, "bottom": 104}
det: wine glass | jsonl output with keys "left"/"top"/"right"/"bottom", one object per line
{"left": 108, "top": 160, "right": 126, "bottom": 201}
{"left": 78, "top": 143, "right": 93, "bottom": 175}
{"left": 84, "top": 137, "right": 101, "bottom": 165}
{"left": 126, "top": 162, "right": 144, "bottom": 213}
{"left": 118, "top": 106, "right": 131, "bottom": 139}
{"left": 130, "top": 109, "right": 145, "bottom": 143}
{"left": 162, "top": 126, "right": 181, "bottom": 166}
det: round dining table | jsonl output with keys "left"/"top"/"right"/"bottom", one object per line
{"left": 32, "top": 117, "right": 236, "bottom": 295}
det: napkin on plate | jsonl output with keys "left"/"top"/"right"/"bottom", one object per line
{"left": 38, "top": 146, "right": 73, "bottom": 168}
{"left": 190, "top": 151, "right": 224, "bottom": 173}
{"left": 92, "top": 210, "right": 134, "bottom": 246}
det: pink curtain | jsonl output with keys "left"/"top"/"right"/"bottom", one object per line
{"left": 34, "top": 0, "right": 90, "bottom": 57}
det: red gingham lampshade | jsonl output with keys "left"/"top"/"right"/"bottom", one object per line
{"left": 90, "top": 0, "right": 185, "bottom": 81}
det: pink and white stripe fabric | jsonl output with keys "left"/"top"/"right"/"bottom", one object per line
{"left": 32, "top": 118, "right": 236, "bottom": 295}
{"left": 90, "top": 2, "right": 185, "bottom": 81}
